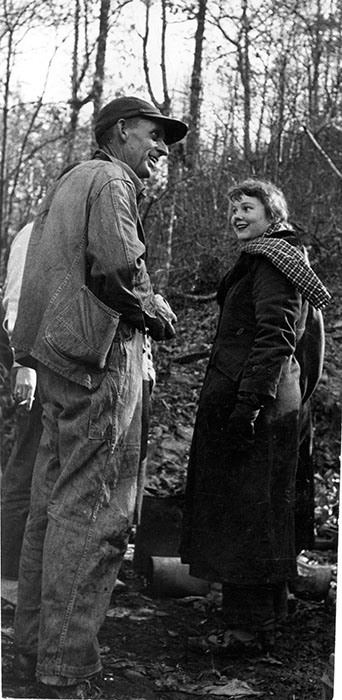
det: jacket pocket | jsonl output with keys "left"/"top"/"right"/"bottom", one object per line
{"left": 45, "top": 285, "right": 120, "bottom": 370}
{"left": 210, "top": 343, "right": 250, "bottom": 381}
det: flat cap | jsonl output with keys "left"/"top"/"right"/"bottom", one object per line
{"left": 95, "top": 96, "right": 188, "bottom": 145}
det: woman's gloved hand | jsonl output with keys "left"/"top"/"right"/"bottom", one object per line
{"left": 226, "top": 393, "right": 263, "bottom": 452}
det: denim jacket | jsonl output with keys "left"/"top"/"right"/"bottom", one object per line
{"left": 12, "top": 153, "right": 158, "bottom": 389}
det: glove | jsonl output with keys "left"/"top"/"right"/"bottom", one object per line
{"left": 226, "top": 394, "right": 262, "bottom": 453}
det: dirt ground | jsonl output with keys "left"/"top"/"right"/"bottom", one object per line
{"left": 0, "top": 298, "right": 339, "bottom": 700}
{"left": 1, "top": 547, "right": 336, "bottom": 700}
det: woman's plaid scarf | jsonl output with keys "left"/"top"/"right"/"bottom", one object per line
{"left": 240, "top": 224, "right": 331, "bottom": 309}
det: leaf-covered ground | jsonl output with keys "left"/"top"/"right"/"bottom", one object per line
{"left": 1, "top": 297, "right": 339, "bottom": 700}
{"left": 1, "top": 549, "right": 336, "bottom": 700}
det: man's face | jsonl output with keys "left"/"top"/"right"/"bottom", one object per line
{"left": 123, "top": 118, "right": 168, "bottom": 178}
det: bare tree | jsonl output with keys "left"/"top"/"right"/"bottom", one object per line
{"left": 0, "top": 0, "right": 69, "bottom": 266}
{"left": 140, "top": 0, "right": 185, "bottom": 293}
{"left": 186, "top": 0, "right": 207, "bottom": 169}
{"left": 67, "top": 0, "right": 112, "bottom": 161}
{"left": 209, "top": 0, "right": 252, "bottom": 168}
{"left": 142, "top": 0, "right": 171, "bottom": 116}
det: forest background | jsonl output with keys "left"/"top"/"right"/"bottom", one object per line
{"left": 1, "top": 0, "right": 340, "bottom": 497}
{"left": 1, "top": 0, "right": 341, "bottom": 568}
{"left": 0, "top": 0, "right": 341, "bottom": 695}
{"left": 1, "top": 0, "right": 341, "bottom": 525}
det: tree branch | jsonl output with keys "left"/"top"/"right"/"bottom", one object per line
{"left": 303, "top": 125, "right": 342, "bottom": 180}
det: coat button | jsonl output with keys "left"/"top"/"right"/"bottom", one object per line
{"left": 236, "top": 328, "right": 245, "bottom": 335}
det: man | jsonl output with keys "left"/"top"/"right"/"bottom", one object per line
{"left": 1, "top": 171, "right": 81, "bottom": 601}
{"left": 0, "top": 299, "right": 14, "bottom": 470}
{"left": 1, "top": 214, "right": 154, "bottom": 605}
{"left": 1, "top": 223, "right": 43, "bottom": 603}
{"left": 11, "top": 95, "right": 187, "bottom": 699}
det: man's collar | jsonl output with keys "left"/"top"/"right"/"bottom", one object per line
{"left": 93, "top": 149, "right": 145, "bottom": 198}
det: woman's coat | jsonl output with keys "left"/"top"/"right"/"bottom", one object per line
{"left": 180, "top": 231, "right": 321, "bottom": 587}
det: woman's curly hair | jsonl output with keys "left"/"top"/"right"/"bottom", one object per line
{"left": 228, "top": 178, "right": 289, "bottom": 223}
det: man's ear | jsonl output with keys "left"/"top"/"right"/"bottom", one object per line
{"left": 117, "top": 119, "right": 128, "bottom": 142}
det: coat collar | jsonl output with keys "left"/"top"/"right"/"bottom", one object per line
{"left": 93, "top": 149, "right": 146, "bottom": 200}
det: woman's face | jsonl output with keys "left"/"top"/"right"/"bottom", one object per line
{"left": 230, "top": 195, "right": 271, "bottom": 241}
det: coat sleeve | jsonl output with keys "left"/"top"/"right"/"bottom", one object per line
{"left": 86, "top": 177, "right": 156, "bottom": 329}
{"left": 238, "top": 255, "right": 302, "bottom": 399}
{"left": 2, "top": 223, "right": 33, "bottom": 337}
{"left": 295, "top": 303, "right": 324, "bottom": 403}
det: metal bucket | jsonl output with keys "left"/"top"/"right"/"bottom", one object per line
{"left": 133, "top": 495, "right": 183, "bottom": 576}
{"left": 289, "top": 553, "right": 332, "bottom": 601}
{"left": 147, "top": 556, "right": 210, "bottom": 598}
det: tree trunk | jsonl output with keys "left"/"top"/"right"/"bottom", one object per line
{"left": 308, "top": 0, "right": 323, "bottom": 127}
{"left": 186, "top": 0, "right": 207, "bottom": 169}
{"left": 92, "top": 0, "right": 112, "bottom": 134}
{"left": 240, "top": 0, "right": 251, "bottom": 167}
{"left": 67, "top": 0, "right": 81, "bottom": 162}
{"left": 142, "top": 0, "right": 170, "bottom": 115}
{"left": 67, "top": 0, "right": 111, "bottom": 160}
{"left": 274, "top": 52, "right": 287, "bottom": 182}
{"left": 158, "top": 192, "right": 176, "bottom": 295}
{"left": 0, "top": 27, "right": 13, "bottom": 263}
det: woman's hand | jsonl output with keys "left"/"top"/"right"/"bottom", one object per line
{"left": 226, "top": 395, "right": 261, "bottom": 452}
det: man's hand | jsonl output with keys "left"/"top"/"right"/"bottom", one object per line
{"left": 154, "top": 294, "right": 177, "bottom": 334}
{"left": 13, "top": 366, "right": 37, "bottom": 411}
{"left": 145, "top": 294, "right": 177, "bottom": 341}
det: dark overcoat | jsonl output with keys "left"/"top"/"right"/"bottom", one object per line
{"left": 180, "top": 231, "right": 321, "bottom": 586}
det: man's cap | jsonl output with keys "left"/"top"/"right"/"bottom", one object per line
{"left": 95, "top": 96, "right": 188, "bottom": 145}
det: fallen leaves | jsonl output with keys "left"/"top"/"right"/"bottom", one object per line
{"left": 153, "top": 670, "right": 264, "bottom": 696}
{"left": 105, "top": 602, "right": 168, "bottom": 622}
{"left": 183, "top": 678, "right": 263, "bottom": 696}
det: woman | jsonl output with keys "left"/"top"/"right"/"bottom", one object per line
{"left": 180, "top": 179, "right": 329, "bottom": 653}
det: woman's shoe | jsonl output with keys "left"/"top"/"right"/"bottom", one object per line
{"left": 220, "top": 628, "right": 264, "bottom": 656}
{"left": 187, "top": 626, "right": 275, "bottom": 657}
{"left": 258, "top": 629, "right": 275, "bottom": 653}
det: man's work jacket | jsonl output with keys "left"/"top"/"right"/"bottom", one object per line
{"left": 12, "top": 154, "right": 158, "bottom": 389}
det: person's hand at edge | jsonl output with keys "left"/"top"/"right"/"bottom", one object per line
{"left": 12, "top": 366, "right": 37, "bottom": 411}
